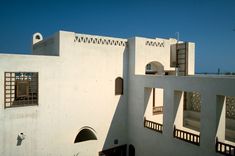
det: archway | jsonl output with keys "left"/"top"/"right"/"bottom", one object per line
{"left": 145, "top": 61, "right": 164, "bottom": 75}
{"left": 129, "top": 144, "right": 135, "bottom": 156}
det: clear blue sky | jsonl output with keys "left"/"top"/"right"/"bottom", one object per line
{"left": 0, "top": 0, "right": 235, "bottom": 73}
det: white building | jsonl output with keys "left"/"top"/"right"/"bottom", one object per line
{"left": 0, "top": 30, "right": 234, "bottom": 156}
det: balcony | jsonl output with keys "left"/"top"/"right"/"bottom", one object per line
{"left": 140, "top": 75, "right": 235, "bottom": 154}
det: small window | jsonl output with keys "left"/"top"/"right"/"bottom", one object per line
{"left": 115, "top": 77, "right": 123, "bottom": 95}
{"left": 146, "top": 64, "right": 151, "bottom": 70}
{"left": 35, "top": 35, "right": 41, "bottom": 40}
{"left": 4, "top": 72, "right": 38, "bottom": 108}
{"left": 74, "top": 128, "right": 97, "bottom": 143}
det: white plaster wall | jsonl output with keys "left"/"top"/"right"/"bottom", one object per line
{"left": 187, "top": 42, "right": 195, "bottom": 75}
{"left": 0, "top": 31, "right": 128, "bottom": 155}
{"left": 56, "top": 31, "right": 128, "bottom": 154}
{"left": 144, "top": 88, "right": 163, "bottom": 123}
{"left": 134, "top": 37, "right": 175, "bottom": 75}
{"left": 128, "top": 75, "right": 235, "bottom": 156}
{"left": 0, "top": 54, "right": 62, "bottom": 156}
{"left": 1, "top": 30, "right": 231, "bottom": 156}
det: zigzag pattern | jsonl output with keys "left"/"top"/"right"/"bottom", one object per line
{"left": 145, "top": 40, "right": 164, "bottom": 47}
{"left": 74, "top": 35, "right": 127, "bottom": 47}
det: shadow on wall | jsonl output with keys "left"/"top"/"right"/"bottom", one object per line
{"left": 100, "top": 47, "right": 128, "bottom": 156}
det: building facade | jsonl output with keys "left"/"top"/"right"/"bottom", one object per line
{"left": 0, "top": 31, "right": 234, "bottom": 156}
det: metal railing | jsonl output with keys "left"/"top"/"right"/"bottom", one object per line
{"left": 216, "top": 138, "right": 235, "bottom": 156}
{"left": 153, "top": 106, "right": 163, "bottom": 115}
{"left": 173, "top": 126, "right": 200, "bottom": 145}
{"left": 144, "top": 117, "right": 163, "bottom": 133}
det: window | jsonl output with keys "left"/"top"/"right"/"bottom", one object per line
{"left": 173, "top": 90, "right": 201, "bottom": 145}
{"left": 183, "top": 91, "right": 201, "bottom": 131}
{"left": 146, "top": 64, "right": 151, "bottom": 70}
{"left": 4, "top": 72, "right": 38, "bottom": 108}
{"left": 74, "top": 127, "right": 97, "bottom": 143}
{"left": 115, "top": 77, "right": 123, "bottom": 95}
{"left": 224, "top": 96, "right": 235, "bottom": 142}
{"left": 152, "top": 88, "right": 164, "bottom": 115}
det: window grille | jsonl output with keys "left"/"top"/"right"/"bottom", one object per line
{"left": 4, "top": 72, "right": 38, "bottom": 108}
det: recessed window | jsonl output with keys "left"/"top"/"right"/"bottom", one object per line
{"left": 225, "top": 96, "right": 235, "bottom": 142}
{"left": 4, "top": 72, "right": 38, "bottom": 108}
{"left": 183, "top": 91, "right": 201, "bottom": 131}
{"left": 74, "top": 128, "right": 97, "bottom": 143}
{"left": 173, "top": 90, "right": 201, "bottom": 145}
{"left": 115, "top": 77, "right": 123, "bottom": 95}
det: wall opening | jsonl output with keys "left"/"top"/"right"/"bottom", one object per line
{"left": 115, "top": 77, "right": 123, "bottom": 95}
{"left": 215, "top": 95, "right": 235, "bottom": 155}
{"left": 225, "top": 96, "right": 235, "bottom": 142}
{"left": 145, "top": 61, "right": 164, "bottom": 75}
{"left": 74, "top": 127, "right": 97, "bottom": 143}
{"left": 4, "top": 72, "right": 38, "bottom": 108}
{"left": 35, "top": 35, "right": 41, "bottom": 40}
{"left": 129, "top": 144, "right": 135, "bottom": 156}
{"left": 183, "top": 91, "right": 201, "bottom": 132}
{"left": 144, "top": 88, "right": 163, "bottom": 133}
{"left": 173, "top": 90, "right": 201, "bottom": 145}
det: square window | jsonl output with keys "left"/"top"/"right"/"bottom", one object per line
{"left": 4, "top": 72, "right": 38, "bottom": 108}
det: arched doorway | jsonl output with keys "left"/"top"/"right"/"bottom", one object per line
{"left": 129, "top": 144, "right": 135, "bottom": 156}
{"left": 145, "top": 61, "right": 164, "bottom": 75}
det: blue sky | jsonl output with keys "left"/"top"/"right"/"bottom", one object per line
{"left": 0, "top": 0, "right": 235, "bottom": 73}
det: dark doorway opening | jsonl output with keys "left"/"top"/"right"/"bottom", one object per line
{"left": 129, "top": 144, "right": 135, "bottom": 156}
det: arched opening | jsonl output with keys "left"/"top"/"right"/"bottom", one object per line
{"left": 129, "top": 144, "right": 135, "bottom": 156}
{"left": 74, "top": 127, "right": 97, "bottom": 143}
{"left": 115, "top": 77, "right": 123, "bottom": 95}
{"left": 145, "top": 61, "right": 164, "bottom": 75}
{"left": 35, "top": 35, "right": 41, "bottom": 40}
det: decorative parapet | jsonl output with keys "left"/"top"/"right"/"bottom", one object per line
{"left": 145, "top": 40, "right": 165, "bottom": 47}
{"left": 74, "top": 34, "right": 127, "bottom": 47}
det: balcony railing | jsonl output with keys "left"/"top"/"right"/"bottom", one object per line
{"left": 153, "top": 106, "right": 163, "bottom": 115}
{"left": 144, "top": 117, "right": 163, "bottom": 133}
{"left": 173, "top": 126, "right": 200, "bottom": 145}
{"left": 216, "top": 138, "right": 235, "bottom": 156}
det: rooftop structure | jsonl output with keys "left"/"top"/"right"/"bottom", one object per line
{"left": 0, "top": 31, "right": 234, "bottom": 156}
